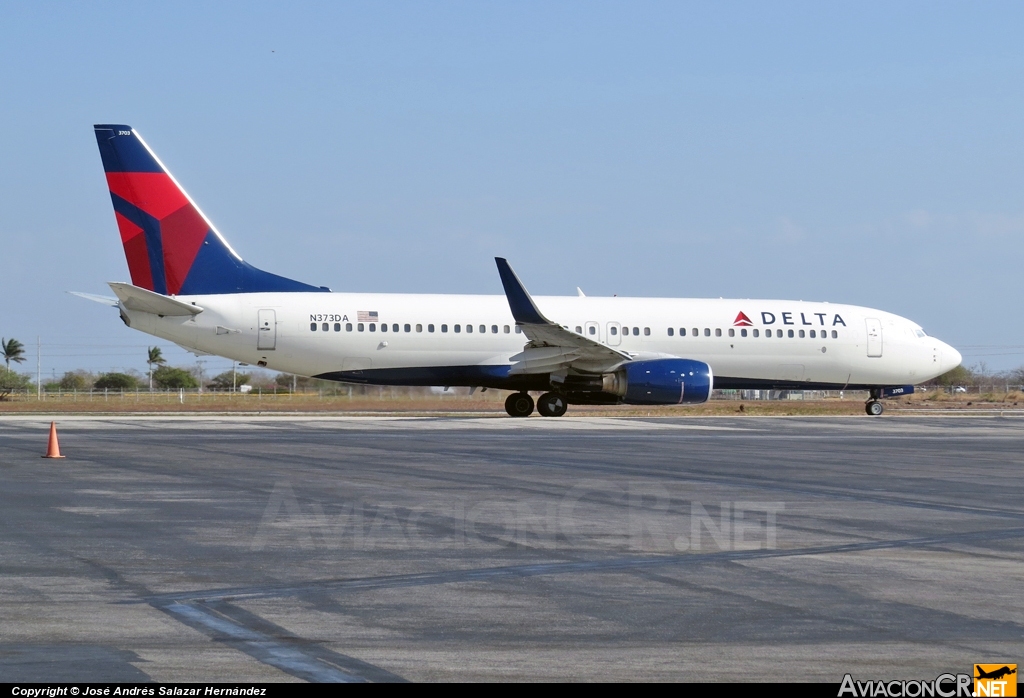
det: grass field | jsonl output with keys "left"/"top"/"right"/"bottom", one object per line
{"left": 2, "top": 387, "right": 1022, "bottom": 416}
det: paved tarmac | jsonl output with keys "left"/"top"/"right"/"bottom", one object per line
{"left": 0, "top": 415, "right": 1021, "bottom": 682}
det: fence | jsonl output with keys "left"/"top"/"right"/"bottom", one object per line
{"left": 2, "top": 384, "right": 1022, "bottom": 405}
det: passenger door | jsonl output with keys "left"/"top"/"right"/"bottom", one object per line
{"left": 257, "top": 309, "right": 277, "bottom": 350}
{"left": 865, "top": 318, "right": 882, "bottom": 358}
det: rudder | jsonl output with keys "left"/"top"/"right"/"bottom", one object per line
{"left": 94, "top": 125, "right": 326, "bottom": 295}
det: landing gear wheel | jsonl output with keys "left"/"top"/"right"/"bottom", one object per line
{"left": 537, "top": 392, "right": 568, "bottom": 417}
{"left": 505, "top": 392, "right": 535, "bottom": 417}
{"left": 865, "top": 400, "right": 884, "bottom": 416}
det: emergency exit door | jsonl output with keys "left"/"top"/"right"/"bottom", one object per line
{"left": 257, "top": 309, "right": 277, "bottom": 350}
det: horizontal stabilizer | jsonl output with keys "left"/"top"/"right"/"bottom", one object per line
{"left": 69, "top": 291, "right": 119, "bottom": 307}
{"left": 108, "top": 282, "right": 204, "bottom": 316}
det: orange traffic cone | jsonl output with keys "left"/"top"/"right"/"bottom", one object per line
{"left": 42, "top": 421, "right": 65, "bottom": 459}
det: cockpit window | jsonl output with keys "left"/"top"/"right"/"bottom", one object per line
{"left": 915, "top": 329, "right": 927, "bottom": 338}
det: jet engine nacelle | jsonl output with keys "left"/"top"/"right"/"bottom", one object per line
{"left": 602, "top": 358, "right": 713, "bottom": 405}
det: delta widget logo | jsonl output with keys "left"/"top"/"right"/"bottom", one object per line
{"left": 733, "top": 312, "right": 753, "bottom": 327}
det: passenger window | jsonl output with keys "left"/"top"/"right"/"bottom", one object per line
{"left": 492, "top": 325, "right": 498, "bottom": 333}
{"left": 415, "top": 324, "right": 422, "bottom": 332}
{"left": 321, "top": 323, "right": 328, "bottom": 332}
{"left": 741, "top": 329, "right": 747, "bottom": 337}
{"left": 358, "top": 323, "right": 364, "bottom": 332}
{"left": 334, "top": 323, "right": 341, "bottom": 332}
{"left": 455, "top": 324, "right": 461, "bottom": 333}
{"left": 393, "top": 324, "right": 399, "bottom": 332}
{"left": 809, "top": 329, "right": 815, "bottom": 338}
{"left": 644, "top": 327, "right": 650, "bottom": 336}
{"left": 798, "top": 330, "right": 805, "bottom": 338}
{"left": 715, "top": 328, "right": 722, "bottom": 337}
{"left": 479, "top": 325, "right": 486, "bottom": 333}
{"left": 310, "top": 323, "right": 317, "bottom": 331}
{"left": 680, "top": 328, "right": 686, "bottom": 337}
{"left": 515, "top": 326, "right": 522, "bottom": 334}
{"left": 441, "top": 324, "right": 448, "bottom": 333}
{"left": 787, "top": 329, "right": 794, "bottom": 338}
{"left": 766, "top": 329, "right": 772, "bottom": 337}
{"left": 667, "top": 328, "right": 674, "bottom": 336}
{"left": 610, "top": 326, "right": 618, "bottom": 336}
{"left": 633, "top": 327, "right": 640, "bottom": 336}
{"left": 704, "top": 328, "right": 710, "bottom": 337}
{"left": 465, "top": 324, "right": 472, "bottom": 333}
{"left": 753, "top": 329, "right": 759, "bottom": 337}
{"left": 404, "top": 324, "right": 411, "bottom": 332}
{"left": 692, "top": 328, "right": 698, "bottom": 336}
{"left": 778, "top": 330, "right": 783, "bottom": 339}
{"left": 504, "top": 325, "right": 510, "bottom": 333}
{"left": 381, "top": 323, "right": 388, "bottom": 332}
{"left": 575, "top": 326, "right": 582, "bottom": 334}
{"left": 346, "top": 323, "right": 353, "bottom": 331}
{"left": 369, "top": 323, "right": 376, "bottom": 332}
{"left": 728, "top": 328, "right": 734, "bottom": 337}
{"left": 588, "top": 326, "right": 596, "bottom": 335}
{"left": 831, "top": 330, "right": 838, "bottom": 338}
{"left": 428, "top": 324, "right": 435, "bottom": 332}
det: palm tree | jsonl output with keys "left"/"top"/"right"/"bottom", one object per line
{"left": 147, "top": 346, "right": 166, "bottom": 391}
{"left": 2, "top": 338, "right": 26, "bottom": 373}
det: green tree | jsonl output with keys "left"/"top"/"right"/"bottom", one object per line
{"left": 2, "top": 338, "right": 26, "bottom": 372}
{"left": 153, "top": 365, "right": 199, "bottom": 390}
{"left": 0, "top": 370, "right": 32, "bottom": 400}
{"left": 208, "top": 370, "right": 250, "bottom": 391}
{"left": 275, "top": 373, "right": 311, "bottom": 392}
{"left": 933, "top": 365, "right": 973, "bottom": 387}
{"left": 146, "top": 346, "right": 166, "bottom": 391}
{"left": 94, "top": 372, "right": 139, "bottom": 390}
{"left": 59, "top": 371, "right": 89, "bottom": 391}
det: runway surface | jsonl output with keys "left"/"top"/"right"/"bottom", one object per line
{"left": 1, "top": 415, "right": 1021, "bottom": 682}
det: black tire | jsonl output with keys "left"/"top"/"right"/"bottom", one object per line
{"left": 865, "top": 401, "right": 883, "bottom": 416}
{"left": 537, "top": 392, "right": 568, "bottom": 417}
{"left": 505, "top": 392, "right": 534, "bottom": 417}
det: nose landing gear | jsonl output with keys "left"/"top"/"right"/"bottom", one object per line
{"left": 865, "top": 388, "right": 884, "bottom": 416}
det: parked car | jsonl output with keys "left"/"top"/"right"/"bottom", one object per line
{"left": 953, "top": 386, "right": 967, "bottom": 393}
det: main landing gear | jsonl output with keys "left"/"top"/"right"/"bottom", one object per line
{"left": 504, "top": 392, "right": 568, "bottom": 417}
{"left": 537, "top": 392, "right": 568, "bottom": 417}
{"left": 505, "top": 392, "right": 534, "bottom": 417}
{"left": 865, "top": 388, "right": 884, "bottom": 416}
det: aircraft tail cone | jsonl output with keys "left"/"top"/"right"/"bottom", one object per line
{"left": 42, "top": 421, "right": 66, "bottom": 459}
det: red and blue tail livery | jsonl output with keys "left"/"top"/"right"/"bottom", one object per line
{"left": 94, "top": 125, "right": 326, "bottom": 295}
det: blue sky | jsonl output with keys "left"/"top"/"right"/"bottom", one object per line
{"left": 1, "top": 1, "right": 1022, "bottom": 378}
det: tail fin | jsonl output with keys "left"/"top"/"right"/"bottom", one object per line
{"left": 93, "top": 125, "right": 327, "bottom": 295}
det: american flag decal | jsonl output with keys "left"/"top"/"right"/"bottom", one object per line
{"left": 357, "top": 311, "right": 379, "bottom": 322}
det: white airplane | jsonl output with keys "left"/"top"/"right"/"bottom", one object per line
{"left": 79, "top": 124, "right": 962, "bottom": 417}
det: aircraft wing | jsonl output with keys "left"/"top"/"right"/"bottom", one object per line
{"left": 495, "top": 258, "right": 631, "bottom": 375}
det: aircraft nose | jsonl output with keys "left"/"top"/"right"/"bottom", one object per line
{"left": 941, "top": 342, "right": 962, "bottom": 373}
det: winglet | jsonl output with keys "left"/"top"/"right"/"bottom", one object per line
{"left": 495, "top": 258, "right": 549, "bottom": 325}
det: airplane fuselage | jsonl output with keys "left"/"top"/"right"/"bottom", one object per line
{"left": 122, "top": 291, "right": 961, "bottom": 392}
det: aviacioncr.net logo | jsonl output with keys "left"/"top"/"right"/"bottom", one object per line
{"left": 838, "top": 673, "right": 973, "bottom": 697}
